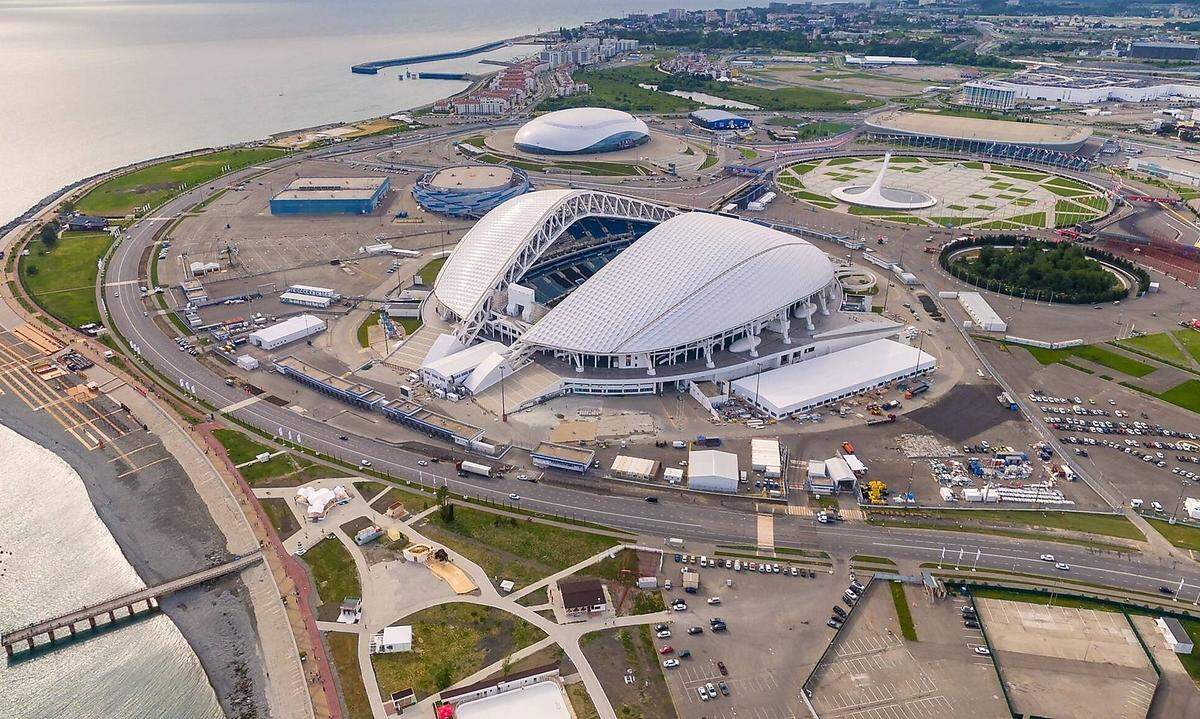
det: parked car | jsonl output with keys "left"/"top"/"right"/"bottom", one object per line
{"left": 964, "top": 619, "right": 980, "bottom": 629}
{"left": 656, "top": 629, "right": 671, "bottom": 638}
{"left": 717, "top": 661, "right": 727, "bottom": 676}
{"left": 718, "top": 681, "right": 730, "bottom": 696}
{"left": 659, "top": 645, "right": 674, "bottom": 655}
{"left": 663, "top": 658, "right": 680, "bottom": 668}
{"left": 974, "top": 647, "right": 991, "bottom": 656}
{"left": 688, "top": 626, "right": 703, "bottom": 635}
{"left": 696, "top": 686, "right": 709, "bottom": 702}
{"left": 707, "top": 597, "right": 721, "bottom": 605}
{"left": 827, "top": 619, "right": 843, "bottom": 629}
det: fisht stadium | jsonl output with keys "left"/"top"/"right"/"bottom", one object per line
{"left": 417, "top": 189, "right": 902, "bottom": 400}
{"left": 513, "top": 108, "right": 650, "bottom": 155}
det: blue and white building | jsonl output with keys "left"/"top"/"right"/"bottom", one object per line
{"left": 689, "top": 108, "right": 752, "bottom": 131}
{"left": 270, "top": 177, "right": 390, "bottom": 215}
{"left": 514, "top": 108, "right": 649, "bottom": 155}
{"left": 412, "top": 165, "right": 530, "bottom": 218}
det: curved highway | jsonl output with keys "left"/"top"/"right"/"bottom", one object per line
{"left": 98, "top": 129, "right": 1200, "bottom": 603}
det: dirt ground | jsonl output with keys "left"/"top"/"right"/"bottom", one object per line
{"left": 975, "top": 598, "right": 1158, "bottom": 719}
{"left": 580, "top": 625, "right": 677, "bottom": 719}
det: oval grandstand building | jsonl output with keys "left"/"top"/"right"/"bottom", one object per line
{"left": 411, "top": 165, "right": 530, "bottom": 218}
{"left": 513, "top": 108, "right": 650, "bottom": 155}
{"left": 863, "top": 110, "right": 1092, "bottom": 154}
{"left": 424, "top": 189, "right": 902, "bottom": 397}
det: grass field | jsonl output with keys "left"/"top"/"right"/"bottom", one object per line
{"left": 1115, "top": 332, "right": 1190, "bottom": 366}
{"left": 371, "top": 602, "right": 546, "bottom": 701}
{"left": 356, "top": 311, "right": 379, "bottom": 348}
{"left": 327, "top": 632, "right": 372, "bottom": 719}
{"left": 890, "top": 582, "right": 918, "bottom": 641}
{"left": 867, "top": 508, "right": 1145, "bottom": 542}
{"left": 1156, "top": 379, "right": 1200, "bottom": 414}
{"left": 19, "top": 231, "right": 114, "bottom": 327}
{"left": 1147, "top": 518, "right": 1200, "bottom": 552}
{"left": 1023, "top": 344, "right": 1156, "bottom": 378}
{"left": 212, "top": 428, "right": 344, "bottom": 486}
{"left": 300, "top": 538, "right": 361, "bottom": 620}
{"left": 418, "top": 504, "right": 620, "bottom": 588}
{"left": 76, "top": 147, "right": 287, "bottom": 217}
{"left": 1174, "top": 330, "right": 1200, "bottom": 364}
{"left": 261, "top": 497, "right": 300, "bottom": 539}
{"left": 538, "top": 64, "right": 699, "bottom": 113}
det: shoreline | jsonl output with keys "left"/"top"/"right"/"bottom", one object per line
{"left": 0, "top": 391, "right": 269, "bottom": 718}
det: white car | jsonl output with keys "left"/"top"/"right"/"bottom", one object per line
{"left": 656, "top": 629, "right": 671, "bottom": 638}
{"left": 663, "top": 659, "right": 680, "bottom": 668}
{"left": 1055, "top": 563, "right": 1070, "bottom": 571}
{"left": 697, "top": 686, "right": 710, "bottom": 702}
{"left": 974, "top": 646, "right": 991, "bottom": 656}
{"left": 707, "top": 597, "right": 722, "bottom": 605}
{"left": 1152, "top": 501, "right": 1164, "bottom": 513}
{"left": 508, "top": 493, "right": 521, "bottom": 501}
{"left": 417, "top": 460, "right": 428, "bottom": 467}
{"left": 359, "top": 459, "right": 372, "bottom": 467}
{"left": 516, "top": 474, "right": 529, "bottom": 481}
{"left": 1039, "top": 554, "right": 1055, "bottom": 562}
{"left": 1130, "top": 498, "right": 1143, "bottom": 509}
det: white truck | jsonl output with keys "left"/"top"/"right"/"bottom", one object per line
{"left": 456, "top": 460, "right": 493, "bottom": 478}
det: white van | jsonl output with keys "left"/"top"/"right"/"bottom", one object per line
{"left": 1130, "top": 498, "right": 1143, "bottom": 509}
{"left": 700, "top": 556, "right": 708, "bottom": 568}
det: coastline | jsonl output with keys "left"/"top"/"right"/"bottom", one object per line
{"left": 0, "top": 389, "right": 269, "bottom": 718}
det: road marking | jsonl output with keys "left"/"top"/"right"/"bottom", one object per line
{"left": 758, "top": 513, "right": 775, "bottom": 552}
{"left": 116, "top": 456, "right": 170, "bottom": 478}
{"left": 220, "top": 395, "right": 263, "bottom": 414}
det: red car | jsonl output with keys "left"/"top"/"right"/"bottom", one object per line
{"left": 659, "top": 645, "right": 674, "bottom": 655}
{"left": 717, "top": 661, "right": 728, "bottom": 676}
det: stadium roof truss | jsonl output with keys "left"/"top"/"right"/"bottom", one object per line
{"left": 433, "top": 189, "right": 678, "bottom": 345}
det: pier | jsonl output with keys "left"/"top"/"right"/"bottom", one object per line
{"left": 351, "top": 39, "right": 508, "bottom": 74}
{"left": 2, "top": 553, "right": 262, "bottom": 657}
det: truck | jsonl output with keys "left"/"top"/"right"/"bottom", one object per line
{"left": 866, "top": 414, "right": 896, "bottom": 426}
{"left": 456, "top": 460, "right": 493, "bottom": 478}
{"left": 904, "top": 382, "right": 930, "bottom": 399}
{"left": 696, "top": 435, "right": 722, "bottom": 447}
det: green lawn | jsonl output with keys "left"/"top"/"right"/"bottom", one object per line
{"left": 1023, "top": 344, "right": 1156, "bottom": 378}
{"left": 1115, "top": 333, "right": 1190, "bottom": 366}
{"left": 327, "top": 632, "right": 373, "bottom": 719}
{"left": 76, "top": 147, "right": 287, "bottom": 217}
{"left": 890, "top": 582, "right": 918, "bottom": 641}
{"left": 1174, "top": 330, "right": 1200, "bottom": 364}
{"left": 418, "top": 504, "right": 620, "bottom": 588}
{"left": 261, "top": 497, "right": 300, "bottom": 539}
{"left": 867, "top": 508, "right": 1145, "bottom": 542}
{"left": 852, "top": 555, "right": 897, "bottom": 566}
{"left": 413, "top": 256, "right": 446, "bottom": 284}
{"left": 19, "top": 231, "right": 114, "bottom": 327}
{"left": 1156, "top": 380, "right": 1200, "bottom": 414}
{"left": 212, "top": 428, "right": 344, "bottom": 486}
{"left": 301, "top": 538, "right": 361, "bottom": 620}
{"left": 1147, "top": 518, "right": 1200, "bottom": 552}
{"left": 371, "top": 603, "right": 546, "bottom": 701}
{"left": 357, "top": 311, "right": 379, "bottom": 348}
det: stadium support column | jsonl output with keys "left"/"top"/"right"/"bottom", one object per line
{"left": 818, "top": 289, "right": 830, "bottom": 316}
{"left": 779, "top": 312, "right": 792, "bottom": 344}
{"left": 643, "top": 353, "right": 656, "bottom": 376}
{"left": 704, "top": 344, "right": 715, "bottom": 369}
{"left": 573, "top": 353, "right": 584, "bottom": 373}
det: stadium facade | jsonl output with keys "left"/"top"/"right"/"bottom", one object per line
{"left": 965, "top": 71, "right": 1200, "bottom": 105}
{"left": 513, "top": 108, "right": 650, "bottom": 155}
{"left": 689, "top": 108, "right": 752, "bottom": 131}
{"left": 421, "top": 189, "right": 901, "bottom": 398}
{"left": 411, "top": 165, "right": 531, "bottom": 218}
{"left": 270, "top": 177, "right": 390, "bottom": 215}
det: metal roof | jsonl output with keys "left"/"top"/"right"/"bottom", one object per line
{"left": 520, "top": 212, "right": 835, "bottom": 355}
{"left": 433, "top": 189, "right": 579, "bottom": 318}
{"left": 514, "top": 107, "right": 649, "bottom": 153}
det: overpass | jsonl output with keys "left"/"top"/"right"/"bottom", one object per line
{"left": 2, "top": 553, "right": 262, "bottom": 657}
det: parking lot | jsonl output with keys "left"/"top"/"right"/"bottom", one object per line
{"left": 656, "top": 558, "right": 847, "bottom": 719}
{"left": 808, "top": 581, "right": 1010, "bottom": 719}
{"left": 975, "top": 597, "right": 1158, "bottom": 719}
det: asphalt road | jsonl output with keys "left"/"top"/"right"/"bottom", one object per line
{"left": 99, "top": 128, "right": 1200, "bottom": 603}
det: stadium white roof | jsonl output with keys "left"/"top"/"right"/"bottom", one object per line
{"left": 514, "top": 107, "right": 649, "bottom": 153}
{"left": 434, "top": 189, "right": 579, "bottom": 318}
{"left": 520, "top": 212, "right": 835, "bottom": 355}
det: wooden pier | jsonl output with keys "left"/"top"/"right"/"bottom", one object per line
{"left": 2, "top": 553, "right": 262, "bottom": 657}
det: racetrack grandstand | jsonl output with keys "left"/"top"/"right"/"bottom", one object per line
{"left": 421, "top": 189, "right": 901, "bottom": 398}
{"left": 864, "top": 110, "right": 1093, "bottom": 170}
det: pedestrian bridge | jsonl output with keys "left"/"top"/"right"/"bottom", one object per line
{"left": 2, "top": 552, "right": 262, "bottom": 657}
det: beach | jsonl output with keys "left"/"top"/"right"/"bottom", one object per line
{"left": 0, "top": 389, "right": 266, "bottom": 718}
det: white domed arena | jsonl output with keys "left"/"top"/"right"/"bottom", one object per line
{"left": 513, "top": 108, "right": 650, "bottom": 155}
{"left": 419, "top": 190, "right": 904, "bottom": 402}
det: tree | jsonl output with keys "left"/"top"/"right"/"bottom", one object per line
{"left": 40, "top": 221, "right": 59, "bottom": 249}
{"left": 436, "top": 485, "right": 454, "bottom": 523}
{"left": 26, "top": 265, "right": 38, "bottom": 276}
